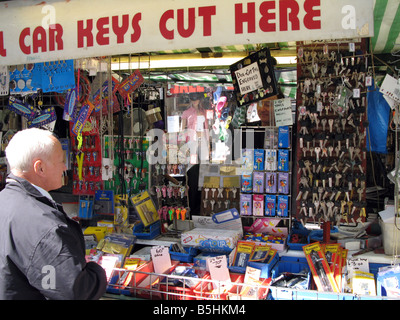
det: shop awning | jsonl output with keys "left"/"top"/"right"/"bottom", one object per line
{"left": 371, "top": 0, "right": 400, "bottom": 54}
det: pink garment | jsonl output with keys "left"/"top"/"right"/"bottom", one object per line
{"left": 181, "top": 106, "right": 209, "bottom": 142}
{"left": 181, "top": 106, "right": 208, "bottom": 131}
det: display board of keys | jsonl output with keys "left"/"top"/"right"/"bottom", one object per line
{"left": 295, "top": 40, "right": 369, "bottom": 226}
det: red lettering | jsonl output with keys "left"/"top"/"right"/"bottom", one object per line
{"left": 259, "top": 1, "right": 276, "bottom": 32}
{"left": 19, "top": 28, "right": 31, "bottom": 54}
{"left": 198, "top": 6, "right": 216, "bottom": 36}
{"left": 279, "top": 0, "right": 300, "bottom": 31}
{"left": 112, "top": 14, "right": 129, "bottom": 44}
{"left": 235, "top": 3, "right": 256, "bottom": 34}
{"left": 0, "top": 31, "right": 6, "bottom": 57}
{"left": 77, "top": 19, "right": 93, "bottom": 48}
{"left": 130, "top": 13, "right": 142, "bottom": 43}
{"left": 96, "top": 17, "right": 109, "bottom": 46}
{"left": 177, "top": 8, "right": 195, "bottom": 38}
{"left": 304, "top": 0, "right": 321, "bottom": 29}
{"left": 160, "top": 9, "right": 174, "bottom": 40}
{"left": 32, "top": 26, "right": 47, "bottom": 53}
{"left": 48, "top": 24, "right": 64, "bottom": 51}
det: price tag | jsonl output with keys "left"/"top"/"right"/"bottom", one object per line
{"left": 244, "top": 266, "right": 261, "bottom": 284}
{"left": 347, "top": 258, "right": 369, "bottom": 278}
{"left": 151, "top": 246, "right": 172, "bottom": 274}
{"left": 207, "top": 255, "right": 231, "bottom": 289}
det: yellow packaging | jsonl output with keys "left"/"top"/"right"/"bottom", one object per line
{"left": 114, "top": 194, "right": 129, "bottom": 226}
{"left": 130, "top": 191, "right": 159, "bottom": 227}
{"left": 350, "top": 271, "right": 376, "bottom": 296}
{"left": 97, "top": 220, "right": 114, "bottom": 233}
{"left": 84, "top": 226, "right": 108, "bottom": 241}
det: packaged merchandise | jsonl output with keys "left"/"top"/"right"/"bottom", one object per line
{"left": 265, "top": 195, "right": 276, "bottom": 216}
{"left": 303, "top": 242, "right": 339, "bottom": 292}
{"left": 277, "top": 172, "right": 289, "bottom": 194}
{"left": 265, "top": 172, "right": 277, "bottom": 193}
{"left": 241, "top": 149, "right": 254, "bottom": 171}
{"left": 277, "top": 149, "right": 289, "bottom": 171}
{"left": 253, "top": 149, "right": 265, "bottom": 171}
{"left": 241, "top": 172, "right": 253, "bottom": 193}
{"left": 249, "top": 243, "right": 271, "bottom": 262}
{"left": 240, "top": 194, "right": 252, "bottom": 216}
{"left": 181, "top": 228, "right": 241, "bottom": 253}
{"left": 278, "top": 126, "right": 290, "bottom": 148}
{"left": 232, "top": 241, "right": 256, "bottom": 268}
{"left": 264, "top": 149, "right": 277, "bottom": 171}
{"left": 130, "top": 190, "right": 159, "bottom": 227}
{"left": 252, "top": 194, "right": 264, "bottom": 216}
{"left": 252, "top": 171, "right": 265, "bottom": 193}
{"left": 277, "top": 195, "right": 289, "bottom": 217}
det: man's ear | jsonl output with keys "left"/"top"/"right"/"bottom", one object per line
{"left": 33, "top": 159, "right": 45, "bottom": 175}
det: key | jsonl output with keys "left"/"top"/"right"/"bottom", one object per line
{"left": 210, "top": 199, "right": 215, "bottom": 211}
{"left": 203, "top": 199, "right": 209, "bottom": 208}
{"left": 225, "top": 188, "right": 230, "bottom": 199}
{"left": 321, "top": 118, "right": 327, "bottom": 131}
{"left": 318, "top": 186, "right": 324, "bottom": 201}
{"left": 180, "top": 187, "right": 186, "bottom": 199}
{"left": 217, "top": 188, "right": 224, "bottom": 198}
{"left": 300, "top": 176, "right": 310, "bottom": 188}
{"left": 328, "top": 119, "right": 334, "bottom": 133}
{"left": 341, "top": 118, "right": 347, "bottom": 131}
{"left": 314, "top": 147, "right": 321, "bottom": 163}
{"left": 224, "top": 200, "right": 230, "bottom": 209}
{"left": 296, "top": 185, "right": 304, "bottom": 201}
{"left": 155, "top": 186, "right": 162, "bottom": 198}
{"left": 328, "top": 146, "right": 334, "bottom": 157}
{"left": 357, "top": 188, "right": 364, "bottom": 202}
{"left": 204, "top": 188, "right": 210, "bottom": 199}
{"left": 304, "top": 160, "right": 312, "bottom": 176}
{"left": 231, "top": 188, "right": 238, "bottom": 199}
{"left": 302, "top": 187, "right": 310, "bottom": 200}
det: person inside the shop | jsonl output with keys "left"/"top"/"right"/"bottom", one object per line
{"left": 256, "top": 88, "right": 285, "bottom": 126}
{"left": 0, "top": 128, "right": 107, "bottom": 300}
{"left": 181, "top": 92, "right": 210, "bottom": 163}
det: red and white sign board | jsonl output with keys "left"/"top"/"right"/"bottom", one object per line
{"left": 0, "top": 0, "right": 374, "bottom": 66}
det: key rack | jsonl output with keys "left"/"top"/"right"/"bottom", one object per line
{"left": 102, "top": 135, "right": 151, "bottom": 196}
{"left": 294, "top": 40, "right": 369, "bottom": 226}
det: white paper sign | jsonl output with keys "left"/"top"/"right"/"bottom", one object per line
{"left": 151, "top": 246, "right": 172, "bottom": 274}
{"left": 167, "top": 115, "right": 180, "bottom": 133}
{"left": 347, "top": 258, "right": 369, "bottom": 278}
{"left": 380, "top": 74, "right": 400, "bottom": 103}
{"left": 274, "top": 98, "right": 293, "bottom": 127}
{"left": 235, "top": 62, "right": 263, "bottom": 95}
{"left": 207, "top": 255, "right": 231, "bottom": 289}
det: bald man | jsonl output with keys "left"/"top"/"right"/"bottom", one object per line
{"left": 0, "top": 128, "right": 107, "bottom": 300}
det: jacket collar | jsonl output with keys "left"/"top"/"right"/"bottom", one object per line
{"left": 7, "top": 173, "right": 70, "bottom": 217}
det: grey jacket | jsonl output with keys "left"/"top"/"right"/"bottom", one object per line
{"left": 0, "top": 173, "right": 107, "bottom": 299}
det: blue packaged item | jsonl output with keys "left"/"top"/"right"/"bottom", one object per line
{"left": 241, "top": 172, "right": 253, "bottom": 193}
{"left": 265, "top": 195, "right": 276, "bottom": 216}
{"left": 254, "top": 149, "right": 265, "bottom": 171}
{"left": 277, "top": 195, "right": 289, "bottom": 217}
{"left": 278, "top": 126, "right": 290, "bottom": 148}
{"left": 277, "top": 149, "right": 289, "bottom": 171}
{"left": 78, "top": 199, "right": 93, "bottom": 219}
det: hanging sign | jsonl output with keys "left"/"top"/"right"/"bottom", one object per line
{"left": 0, "top": 0, "right": 374, "bottom": 66}
{"left": 230, "top": 47, "right": 278, "bottom": 105}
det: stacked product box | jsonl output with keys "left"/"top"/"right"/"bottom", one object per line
{"left": 240, "top": 126, "right": 291, "bottom": 218}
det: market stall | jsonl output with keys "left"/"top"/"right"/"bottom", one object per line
{"left": 0, "top": 0, "right": 399, "bottom": 301}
